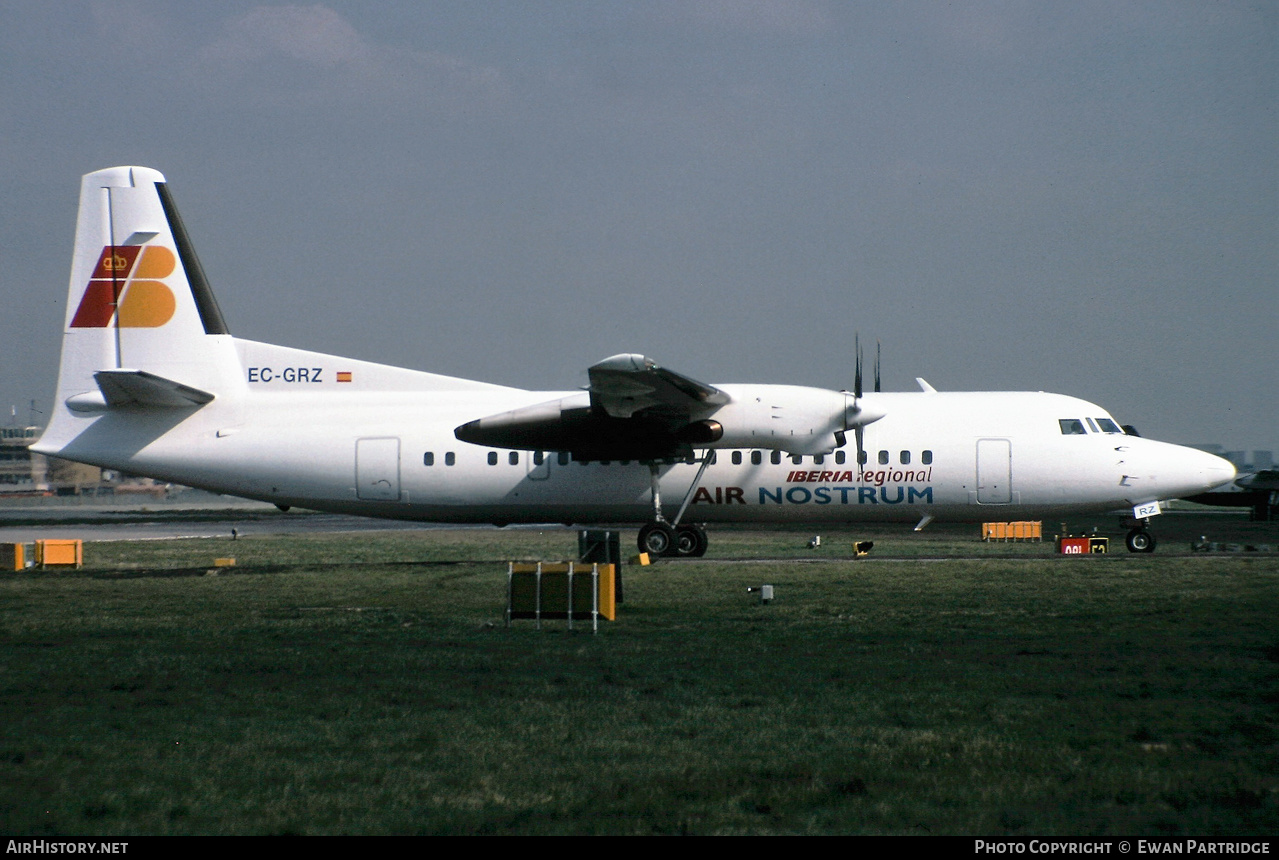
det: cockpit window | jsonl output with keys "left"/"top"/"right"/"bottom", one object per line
{"left": 1059, "top": 419, "right": 1087, "bottom": 435}
{"left": 1086, "top": 417, "right": 1100, "bottom": 433}
{"left": 1095, "top": 418, "right": 1122, "bottom": 434}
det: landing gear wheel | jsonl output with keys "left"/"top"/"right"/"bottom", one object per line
{"left": 1126, "top": 529, "right": 1156, "bottom": 553}
{"left": 638, "top": 522, "right": 677, "bottom": 557}
{"left": 674, "top": 523, "right": 709, "bottom": 558}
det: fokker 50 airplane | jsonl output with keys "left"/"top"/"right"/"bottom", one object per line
{"left": 34, "top": 167, "right": 1236, "bottom": 555}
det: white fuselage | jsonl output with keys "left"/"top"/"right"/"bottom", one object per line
{"left": 38, "top": 340, "right": 1235, "bottom": 528}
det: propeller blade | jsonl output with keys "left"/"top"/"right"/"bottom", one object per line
{"left": 854, "top": 333, "right": 863, "bottom": 400}
{"left": 874, "top": 340, "right": 881, "bottom": 393}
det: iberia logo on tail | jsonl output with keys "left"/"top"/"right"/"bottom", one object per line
{"left": 69, "top": 245, "right": 177, "bottom": 328}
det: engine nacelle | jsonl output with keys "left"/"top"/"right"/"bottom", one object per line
{"left": 706, "top": 385, "right": 883, "bottom": 455}
{"left": 454, "top": 385, "right": 885, "bottom": 459}
{"left": 454, "top": 393, "right": 691, "bottom": 460}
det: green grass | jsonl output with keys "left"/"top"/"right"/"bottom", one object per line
{"left": 1, "top": 521, "right": 1276, "bottom": 835}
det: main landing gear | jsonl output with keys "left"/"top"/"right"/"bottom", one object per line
{"left": 638, "top": 521, "right": 708, "bottom": 558}
{"left": 1124, "top": 518, "right": 1157, "bottom": 553}
{"left": 637, "top": 454, "right": 712, "bottom": 558}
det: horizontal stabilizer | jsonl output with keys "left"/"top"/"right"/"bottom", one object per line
{"left": 92, "top": 369, "right": 215, "bottom": 409}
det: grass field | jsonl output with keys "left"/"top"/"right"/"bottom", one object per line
{"left": 1, "top": 517, "right": 1276, "bottom": 835}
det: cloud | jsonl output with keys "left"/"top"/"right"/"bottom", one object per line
{"left": 221, "top": 5, "right": 366, "bottom": 66}
{"left": 195, "top": 5, "right": 506, "bottom": 109}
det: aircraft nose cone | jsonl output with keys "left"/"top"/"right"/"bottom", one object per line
{"left": 1171, "top": 446, "right": 1236, "bottom": 497}
{"left": 1129, "top": 442, "right": 1237, "bottom": 501}
{"left": 1201, "top": 451, "right": 1237, "bottom": 490}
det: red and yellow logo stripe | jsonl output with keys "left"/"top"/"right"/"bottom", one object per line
{"left": 70, "top": 245, "right": 177, "bottom": 328}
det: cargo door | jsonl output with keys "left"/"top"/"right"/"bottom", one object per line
{"left": 976, "top": 438, "right": 1012, "bottom": 504}
{"left": 356, "top": 437, "right": 401, "bottom": 501}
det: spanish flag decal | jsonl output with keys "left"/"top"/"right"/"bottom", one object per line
{"left": 336, "top": 371, "right": 353, "bottom": 383}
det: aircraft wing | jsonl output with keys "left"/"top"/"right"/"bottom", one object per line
{"left": 456, "top": 352, "right": 868, "bottom": 459}
{"left": 587, "top": 354, "right": 729, "bottom": 419}
{"left": 455, "top": 354, "right": 731, "bottom": 459}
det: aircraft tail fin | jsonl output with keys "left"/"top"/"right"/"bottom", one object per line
{"left": 38, "top": 166, "right": 521, "bottom": 457}
{"left": 38, "top": 167, "right": 244, "bottom": 449}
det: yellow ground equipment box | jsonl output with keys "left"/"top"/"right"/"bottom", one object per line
{"left": 982, "top": 521, "right": 1043, "bottom": 541}
{"left": 507, "top": 562, "right": 616, "bottom": 631}
{"left": 36, "top": 539, "right": 83, "bottom": 569}
{"left": 1, "top": 543, "right": 25, "bottom": 571}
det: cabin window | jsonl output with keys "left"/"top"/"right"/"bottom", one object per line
{"left": 922, "top": 450, "right": 933, "bottom": 465}
{"left": 732, "top": 451, "right": 742, "bottom": 465}
{"left": 533, "top": 451, "right": 544, "bottom": 466}
{"left": 423, "top": 452, "right": 434, "bottom": 466}
{"left": 1059, "top": 419, "right": 1087, "bottom": 435}
{"left": 709, "top": 452, "right": 718, "bottom": 464}
{"left": 751, "top": 451, "right": 762, "bottom": 465}
{"left": 835, "top": 451, "right": 846, "bottom": 465}
{"left": 878, "top": 450, "right": 889, "bottom": 465}
{"left": 1096, "top": 418, "right": 1122, "bottom": 434}
{"left": 509, "top": 451, "right": 519, "bottom": 466}
{"left": 813, "top": 454, "right": 824, "bottom": 465}
{"left": 858, "top": 450, "right": 868, "bottom": 465}
{"left": 487, "top": 452, "right": 498, "bottom": 466}
{"left": 770, "top": 451, "right": 781, "bottom": 465}
{"left": 791, "top": 454, "right": 803, "bottom": 465}
{"left": 445, "top": 452, "right": 455, "bottom": 466}
{"left": 900, "top": 451, "right": 911, "bottom": 465}
{"left": 558, "top": 452, "right": 570, "bottom": 465}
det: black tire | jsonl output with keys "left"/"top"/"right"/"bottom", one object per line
{"left": 638, "top": 522, "right": 677, "bottom": 557}
{"left": 674, "top": 523, "right": 709, "bottom": 558}
{"left": 1126, "top": 529, "right": 1156, "bottom": 553}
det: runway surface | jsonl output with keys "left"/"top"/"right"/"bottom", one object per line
{"left": 1, "top": 497, "right": 1271, "bottom": 556}
{"left": 0, "top": 507, "right": 474, "bottom": 543}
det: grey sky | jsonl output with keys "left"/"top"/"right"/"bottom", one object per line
{"left": 1, "top": 1, "right": 1274, "bottom": 452}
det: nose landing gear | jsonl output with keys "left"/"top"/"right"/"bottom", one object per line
{"left": 1123, "top": 516, "right": 1158, "bottom": 553}
{"left": 1125, "top": 528, "right": 1156, "bottom": 553}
